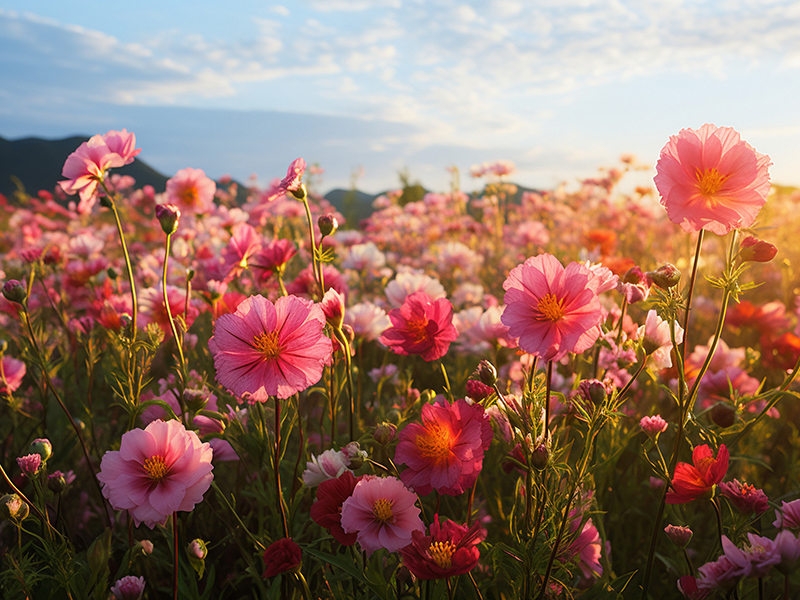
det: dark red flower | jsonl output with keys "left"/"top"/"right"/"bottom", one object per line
{"left": 400, "top": 515, "right": 485, "bottom": 580}
{"left": 666, "top": 444, "right": 729, "bottom": 504}
{"left": 310, "top": 471, "right": 361, "bottom": 546}
{"left": 719, "top": 479, "right": 769, "bottom": 515}
{"left": 262, "top": 537, "right": 302, "bottom": 578}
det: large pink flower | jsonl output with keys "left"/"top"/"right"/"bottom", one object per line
{"left": 165, "top": 167, "right": 217, "bottom": 214}
{"left": 501, "top": 253, "right": 603, "bottom": 361}
{"left": 97, "top": 419, "right": 213, "bottom": 528}
{"left": 60, "top": 130, "right": 140, "bottom": 214}
{"left": 654, "top": 124, "right": 771, "bottom": 235}
{"left": 395, "top": 398, "right": 492, "bottom": 496}
{"left": 379, "top": 291, "right": 458, "bottom": 362}
{"left": 340, "top": 475, "right": 424, "bottom": 555}
{"left": 209, "top": 294, "right": 333, "bottom": 401}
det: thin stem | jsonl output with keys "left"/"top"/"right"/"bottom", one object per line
{"left": 173, "top": 512, "right": 179, "bottom": 600}
{"left": 104, "top": 189, "right": 139, "bottom": 336}
{"left": 543, "top": 361, "right": 553, "bottom": 441}
{"left": 275, "top": 399, "right": 290, "bottom": 538}
{"left": 678, "top": 229, "right": 704, "bottom": 363}
{"left": 161, "top": 232, "right": 188, "bottom": 410}
{"left": 211, "top": 481, "right": 265, "bottom": 550}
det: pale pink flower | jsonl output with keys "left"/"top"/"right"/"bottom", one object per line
{"left": 263, "top": 157, "right": 307, "bottom": 202}
{"left": 110, "top": 575, "right": 145, "bottom": 600}
{"left": 654, "top": 124, "right": 771, "bottom": 235}
{"left": 345, "top": 302, "right": 391, "bottom": 342}
{"left": 385, "top": 271, "right": 446, "bottom": 308}
{"left": 638, "top": 309, "right": 683, "bottom": 369}
{"left": 166, "top": 167, "right": 217, "bottom": 214}
{"left": 501, "top": 253, "right": 604, "bottom": 361}
{"left": 60, "top": 135, "right": 126, "bottom": 213}
{"left": 97, "top": 419, "right": 213, "bottom": 528}
{"left": 209, "top": 294, "right": 333, "bottom": 401}
{"left": 102, "top": 129, "right": 141, "bottom": 165}
{"left": 302, "top": 449, "right": 351, "bottom": 487}
{"left": 340, "top": 475, "right": 424, "bottom": 556}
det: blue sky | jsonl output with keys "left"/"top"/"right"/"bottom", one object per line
{"left": 1, "top": 1, "right": 798, "bottom": 193}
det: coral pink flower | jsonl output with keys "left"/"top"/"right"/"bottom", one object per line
{"left": 97, "top": 419, "right": 213, "bottom": 528}
{"left": 379, "top": 291, "right": 458, "bottom": 362}
{"left": 262, "top": 537, "right": 302, "bottom": 577}
{"left": 666, "top": 444, "right": 729, "bottom": 504}
{"left": 400, "top": 514, "right": 486, "bottom": 579}
{"left": 209, "top": 294, "right": 333, "bottom": 401}
{"left": 263, "top": 158, "right": 307, "bottom": 202}
{"left": 60, "top": 134, "right": 130, "bottom": 214}
{"left": 501, "top": 253, "right": 603, "bottom": 361}
{"left": 340, "top": 475, "right": 424, "bottom": 555}
{"left": 394, "top": 398, "right": 492, "bottom": 496}
{"left": 102, "top": 129, "right": 141, "bottom": 165}
{"left": 654, "top": 124, "right": 771, "bottom": 235}
{"left": 249, "top": 239, "right": 297, "bottom": 282}
{"left": 165, "top": 167, "right": 216, "bottom": 214}
{"left": 310, "top": 471, "right": 361, "bottom": 546}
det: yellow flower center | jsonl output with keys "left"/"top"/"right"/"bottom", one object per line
{"left": 428, "top": 540, "right": 456, "bottom": 569}
{"left": 143, "top": 455, "right": 169, "bottom": 482}
{"left": 536, "top": 293, "right": 566, "bottom": 322}
{"left": 414, "top": 423, "right": 454, "bottom": 465}
{"left": 253, "top": 330, "right": 283, "bottom": 359}
{"left": 372, "top": 498, "right": 394, "bottom": 523}
{"left": 179, "top": 187, "right": 199, "bottom": 207}
{"left": 695, "top": 168, "right": 729, "bottom": 197}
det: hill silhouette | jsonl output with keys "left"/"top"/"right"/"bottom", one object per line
{"left": 0, "top": 135, "right": 380, "bottom": 221}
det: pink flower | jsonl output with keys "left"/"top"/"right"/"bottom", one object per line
{"left": 394, "top": 398, "right": 492, "bottom": 496}
{"left": 340, "top": 475, "right": 424, "bottom": 555}
{"left": 640, "top": 414, "right": 668, "bottom": 438}
{"left": 16, "top": 453, "right": 42, "bottom": 477}
{"left": 501, "top": 253, "right": 603, "bottom": 361}
{"left": 719, "top": 479, "right": 769, "bottom": 515}
{"left": 0, "top": 355, "right": 26, "bottom": 394}
{"left": 774, "top": 529, "right": 800, "bottom": 573}
{"left": 165, "top": 167, "right": 216, "bottom": 214}
{"left": 264, "top": 158, "right": 307, "bottom": 202}
{"left": 60, "top": 135, "right": 125, "bottom": 213}
{"left": 400, "top": 515, "right": 486, "bottom": 579}
{"left": 773, "top": 499, "right": 800, "bottom": 530}
{"left": 379, "top": 291, "right": 458, "bottom": 362}
{"left": 102, "top": 129, "right": 141, "bottom": 165}
{"left": 638, "top": 309, "right": 683, "bottom": 369}
{"left": 110, "top": 575, "right": 145, "bottom": 600}
{"left": 209, "top": 294, "right": 333, "bottom": 401}
{"left": 302, "top": 449, "right": 350, "bottom": 487}
{"left": 249, "top": 239, "right": 297, "bottom": 282}
{"left": 221, "top": 223, "right": 262, "bottom": 278}
{"left": 97, "top": 419, "right": 214, "bottom": 528}
{"left": 654, "top": 124, "right": 771, "bottom": 235}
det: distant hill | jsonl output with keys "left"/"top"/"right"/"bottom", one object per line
{"left": 0, "top": 135, "right": 382, "bottom": 222}
{"left": 0, "top": 135, "right": 169, "bottom": 199}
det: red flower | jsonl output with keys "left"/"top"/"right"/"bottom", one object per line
{"left": 400, "top": 514, "right": 485, "bottom": 580}
{"left": 310, "top": 471, "right": 361, "bottom": 546}
{"left": 719, "top": 479, "right": 769, "bottom": 515}
{"left": 379, "top": 291, "right": 458, "bottom": 362}
{"left": 666, "top": 444, "right": 729, "bottom": 504}
{"left": 262, "top": 537, "right": 302, "bottom": 578}
{"left": 394, "top": 398, "right": 493, "bottom": 496}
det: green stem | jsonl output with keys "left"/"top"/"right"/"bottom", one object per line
{"left": 161, "top": 232, "right": 188, "bottom": 407}
{"left": 103, "top": 186, "right": 139, "bottom": 336}
{"left": 173, "top": 512, "right": 179, "bottom": 600}
{"left": 275, "top": 399, "right": 290, "bottom": 538}
{"left": 211, "top": 481, "right": 265, "bottom": 550}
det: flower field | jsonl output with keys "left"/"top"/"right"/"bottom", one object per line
{"left": 1, "top": 125, "right": 800, "bottom": 599}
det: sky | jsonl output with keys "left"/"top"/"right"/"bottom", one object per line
{"left": 1, "top": 1, "right": 799, "bottom": 194}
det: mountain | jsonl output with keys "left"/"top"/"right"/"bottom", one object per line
{"left": 0, "top": 135, "right": 169, "bottom": 199}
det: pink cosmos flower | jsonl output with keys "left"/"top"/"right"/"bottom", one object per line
{"left": 501, "top": 253, "right": 603, "bottom": 361}
{"left": 400, "top": 514, "right": 486, "bottom": 579}
{"left": 110, "top": 575, "right": 145, "bottom": 600}
{"left": 263, "top": 158, "right": 307, "bottom": 202}
{"left": 248, "top": 239, "right": 297, "bottom": 283}
{"left": 302, "top": 448, "right": 351, "bottom": 487}
{"left": 379, "top": 291, "right": 458, "bottom": 362}
{"left": 394, "top": 398, "right": 492, "bottom": 496}
{"left": 97, "top": 419, "right": 213, "bottom": 528}
{"left": 718, "top": 479, "right": 769, "bottom": 515}
{"left": 0, "top": 355, "right": 26, "bottom": 394}
{"left": 209, "top": 294, "right": 333, "bottom": 401}
{"left": 638, "top": 309, "right": 683, "bottom": 369}
{"left": 165, "top": 167, "right": 217, "bottom": 214}
{"left": 640, "top": 414, "right": 668, "bottom": 438}
{"left": 60, "top": 132, "right": 137, "bottom": 214}
{"left": 16, "top": 453, "right": 42, "bottom": 477}
{"left": 773, "top": 499, "right": 800, "bottom": 529}
{"left": 654, "top": 124, "right": 771, "bottom": 235}
{"left": 340, "top": 475, "right": 424, "bottom": 555}
{"left": 221, "top": 223, "right": 262, "bottom": 279}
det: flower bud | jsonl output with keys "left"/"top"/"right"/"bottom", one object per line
{"left": 530, "top": 443, "right": 550, "bottom": 470}
{"left": 0, "top": 493, "right": 29, "bottom": 522}
{"left": 2, "top": 279, "right": 27, "bottom": 304}
{"left": 341, "top": 441, "right": 367, "bottom": 469}
{"left": 373, "top": 422, "right": 397, "bottom": 445}
{"left": 155, "top": 203, "right": 181, "bottom": 235}
{"left": 187, "top": 538, "right": 208, "bottom": 560}
{"left": 664, "top": 524, "right": 693, "bottom": 547}
{"left": 48, "top": 471, "right": 68, "bottom": 494}
{"left": 475, "top": 359, "right": 498, "bottom": 386}
{"left": 579, "top": 378, "right": 607, "bottom": 407}
{"left": 29, "top": 438, "right": 53, "bottom": 462}
{"left": 139, "top": 540, "right": 154, "bottom": 555}
{"left": 647, "top": 263, "right": 681, "bottom": 289}
{"left": 710, "top": 402, "right": 737, "bottom": 428}
{"left": 318, "top": 214, "right": 339, "bottom": 237}
{"left": 739, "top": 236, "right": 777, "bottom": 263}
{"left": 639, "top": 415, "right": 668, "bottom": 438}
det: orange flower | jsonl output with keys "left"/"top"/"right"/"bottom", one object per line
{"left": 666, "top": 444, "right": 729, "bottom": 504}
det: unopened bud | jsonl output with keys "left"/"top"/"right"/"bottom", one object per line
{"left": 0, "top": 493, "right": 29, "bottom": 522}
{"left": 475, "top": 360, "right": 498, "bottom": 387}
{"left": 155, "top": 203, "right": 181, "bottom": 235}
{"left": 2, "top": 280, "right": 27, "bottom": 304}
{"left": 187, "top": 538, "right": 208, "bottom": 560}
{"left": 373, "top": 422, "right": 397, "bottom": 445}
{"left": 530, "top": 443, "right": 550, "bottom": 470}
{"left": 29, "top": 438, "right": 53, "bottom": 462}
{"left": 739, "top": 236, "right": 777, "bottom": 263}
{"left": 664, "top": 524, "right": 693, "bottom": 548}
{"left": 710, "top": 403, "right": 737, "bottom": 428}
{"left": 647, "top": 264, "right": 681, "bottom": 289}
{"left": 318, "top": 214, "right": 339, "bottom": 237}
